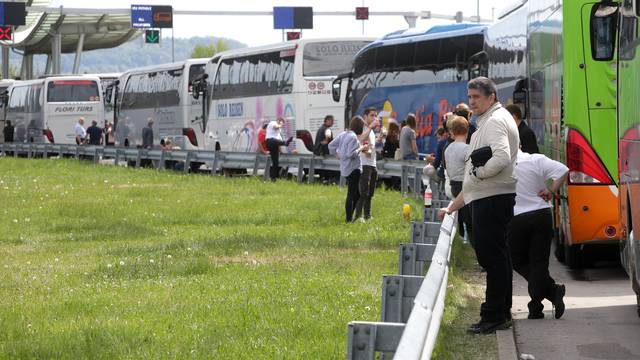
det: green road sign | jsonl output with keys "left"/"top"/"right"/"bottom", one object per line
{"left": 145, "top": 29, "right": 160, "bottom": 44}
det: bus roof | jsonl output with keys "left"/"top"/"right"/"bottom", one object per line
{"left": 122, "top": 58, "right": 209, "bottom": 76}
{"left": 212, "top": 37, "right": 374, "bottom": 61}
{"left": 358, "top": 23, "right": 487, "bottom": 55}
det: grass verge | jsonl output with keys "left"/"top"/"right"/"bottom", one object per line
{"left": 0, "top": 157, "right": 425, "bottom": 359}
{"left": 432, "top": 235, "right": 499, "bottom": 359}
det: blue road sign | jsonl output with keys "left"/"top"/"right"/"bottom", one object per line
{"left": 273, "top": 7, "right": 294, "bottom": 29}
{"left": 131, "top": 5, "right": 153, "bottom": 29}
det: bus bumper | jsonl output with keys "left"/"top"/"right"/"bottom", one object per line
{"left": 565, "top": 184, "right": 621, "bottom": 245}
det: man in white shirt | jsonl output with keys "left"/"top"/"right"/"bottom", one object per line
{"left": 355, "top": 107, "right": 381, "bottom": 220}
{"left": 265, "top": 117, "right": 292, "bottom": 180}
{"left": 74, "top": 117, "right": 87, "bottom": 145}
{"left": 509, "top": 150, "right": 569, "bottom": 320}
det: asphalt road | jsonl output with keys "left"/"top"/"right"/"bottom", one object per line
{"left": 512, "top": 253, "right": 640, "bottom": 360}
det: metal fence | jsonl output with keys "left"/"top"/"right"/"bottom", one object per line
{"left": 346, "top": 187, "right": 457, "bottom": 360}
{"left": 0, "top": 143, "right": 429, "bottom": 196}
{"left": 0, "top": 142, "right": 456, "bottom": 359}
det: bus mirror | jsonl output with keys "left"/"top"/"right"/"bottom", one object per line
{"left": 513, "top": 79, "right": 529, "bottom": 119}
{"left": 332, "top": 78, "right": 342, "bottom": 102}
{"left": 104, "top": 86, "right": 113, "bottom": 105}
{"left": 590, "top": 3, "right": 618, "bottom": 61}
{"left": 192, "top": 74, "right": 209, "bottom": 100}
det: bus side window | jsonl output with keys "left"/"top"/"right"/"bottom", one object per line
{"left": 590, "top": 4, "right": 619, "bottom": 61}
{"left": 620, "top": 4, "right": 638, "bottom": 61}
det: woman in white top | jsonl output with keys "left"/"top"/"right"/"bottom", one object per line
{"left": 508, "top": 149, "right": 569, "bottom": 320}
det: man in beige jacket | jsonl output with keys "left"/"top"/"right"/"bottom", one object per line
{"left": 441, "top": 77, "right": 520, "bottom": 334}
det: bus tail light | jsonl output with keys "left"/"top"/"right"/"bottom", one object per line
{"left": 566, "top": 129, "right": 613, "bottom": 185}
{"left": 183, "top": 128, "right": 198, "bottom": 147}
{"left": 43, "top": 129, "right": 54, "bottom": 143}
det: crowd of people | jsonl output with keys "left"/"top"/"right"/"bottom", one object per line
{"left": 72, "top": 117, "right": 116, "bottom": 146}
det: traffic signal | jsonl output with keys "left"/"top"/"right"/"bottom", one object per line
{"left": 145, "top": 29, "right": 160, "bottom": 44}
{"left": 286, "top": 31, "right": 301, "bottom": 41}
{"left": 356, "top": 7, "right": 369, "bottom": 20}
{"left": 0, "top": 26, "right": 12, "bottom": 40}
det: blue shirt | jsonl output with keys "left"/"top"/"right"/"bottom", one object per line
{"left": 328, "top": 131, "right": 362, "bottom": 177}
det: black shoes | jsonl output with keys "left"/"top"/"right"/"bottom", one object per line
{"left": 527, "top": 312, "right": 544, "bottom": 319}
{"left": 553, "top": 284, "right": 566, "bottom": 319}
{"left": 467, "top": 319, "right": 512, "bottom": 334}
{"left": 285, "top": 137, "right": 293, "bottom": 146}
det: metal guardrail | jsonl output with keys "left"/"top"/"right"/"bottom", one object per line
{"left": 0, "top": 143, "right": 456, "bottom": 358}
{"left": 346, "top": 182, "right": 457, "bottom": 360}
{"left": 0, "top": 143, "right": 429, "bottom": 196}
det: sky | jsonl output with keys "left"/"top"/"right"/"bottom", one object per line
{"left": 49, "top": 0, "right": 516, "bottom": 46}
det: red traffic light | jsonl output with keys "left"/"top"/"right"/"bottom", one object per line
{"left": 0, "top": 26, "right": 12, "bottom": 41}
{"left": 356, "top": 7, "right": 369, "bottom": 20}
{"left": 287, "top": 31, "right": 301, "bottom": 41}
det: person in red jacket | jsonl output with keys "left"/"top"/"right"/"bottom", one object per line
{"left": 257, "top": 123, "right": 269, "bottom": 155}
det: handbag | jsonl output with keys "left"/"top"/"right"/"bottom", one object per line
{"left": 394, "top": 148, "right": 402, "bottom": 161}
{"left": 469, "top": 145, "right": 492, "bottom": 168}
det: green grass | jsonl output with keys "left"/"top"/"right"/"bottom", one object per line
{"left": 0, "top": 157, "right": 427, "bottom": 359}
{"left": 432, "top": 236, "right": 499, "bottom": 359}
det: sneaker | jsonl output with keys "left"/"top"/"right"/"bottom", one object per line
{"left": 358, "top": 218, "right": 366, "bottom": 223}
{"left": 553, "top": 284, "right": 566, "bottom": 319}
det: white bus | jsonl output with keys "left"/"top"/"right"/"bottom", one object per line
{"left": 5, "top": 76, "right": 104, "bottom": 144}
{"left": 203, "top": 38, "right": 372, "bottom": 153}
{"left": 87, "top": 73, "right": 121, "bottom": 124}
{"left": 114, "top": 59, "right": 208, "bottom": 149}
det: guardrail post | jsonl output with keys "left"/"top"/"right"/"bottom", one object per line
{"left": 211, "top": 152, "right": 219, "bottom": 176}
{"left": 43, "top": 145, "right": 49, "bottom": 159}
{"left": 158, "top": 151, "right": 166, "bottom": 170}
{"left": 297, "top": 157, "right": 304, "bottom": 184}
{"left": 184, "top": 151, "right": 193, "bottom": 174}
{"left": 398, "top": 243, "right": 437, "bottom": 276}
{"left": 263, "top": 156, "right": 271, "bottom": 181}
{"left": 414, "top": 167, "right": 423, "bottom": 198}
{"left": 339, "top": 176, "right": 346, "bottom": 187}
{"left": 401, "top": 165, "right": 409, "bottom": 195}
{"left": 252, "top": 154, "right": 261, "bottom": 176}
{"left": 26, "top": 144, "right": 32, "bottom": 159}
{"left": 135, "top": 150, "right": 142, "bottom": 168}
{"left": 13, "top": 144, "right": 18, "bottom": 158}
{"left": 346, "top": 322, "right": 405, "bottom": 360}
{"left": 93, "top": 147, "right": 100, "bottom": 164}
{"left": 114, "top": 149, "right": 120, "bottom": 166}
{"left": 74, "top": 146, "right": 80, "bottom": 160}
{"left": 308, "top": 157, "right": 316, "bottom": 184}
{"left": 381, "top": 275, "right": 424, "bottom": 324}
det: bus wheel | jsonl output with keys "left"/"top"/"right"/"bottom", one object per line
{"left": 565, "top": 243, "right": 583, "bottom": 269}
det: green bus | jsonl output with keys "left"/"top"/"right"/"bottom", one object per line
{"left": 523, "top": 0, "right": 621, "bottom": 268}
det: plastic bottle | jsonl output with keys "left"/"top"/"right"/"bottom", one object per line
{"left": 424, "top": 182, "right": 433, "bottom": 208}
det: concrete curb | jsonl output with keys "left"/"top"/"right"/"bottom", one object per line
{"left": 497, "top": 324, "right": 519, "bottom": 360}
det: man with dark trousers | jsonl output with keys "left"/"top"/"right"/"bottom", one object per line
{"left": 509, "top": 149, "right": 568, "bottom": 320}
{"left": 440, "top": 77, "right": 520, "bottom": 334}
{"left": 506, "top": 104, "right": 539, "bottom": 154}
{"left": 265, "top": 117, "right": 293, "bottom": 181}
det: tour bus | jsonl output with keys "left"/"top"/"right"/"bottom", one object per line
{"left": 202, "top": 38, "right": 372, "bottom": 153}
{"left": 87, "top": 73, "right": 120, "bottom": 123}
{"left": 617, "top": 0, "right": 640, "bottom": 316}
{"left": 4, "top": 75, "right": 104, "bottom": 144}
{"left": 331, "top": 14, "right": 527, "bottom": 155}
{"left": 114, "top": 59, "right": 208, "bottom": 150}
{"left": 0, "top": 79, "right": 15, "bottom": 143}
{"left": 522, "top": 0, "right": 621, "bottom": 267}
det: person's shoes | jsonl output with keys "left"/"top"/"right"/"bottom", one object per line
{"left": 467, "top": 319, "right": 511, "bottom": 334}
{"left": 357, "top": 218, "right": 366, "bottom": 223}
{"left": 553, "top": 284, "right": 566, "bottom": 319}
{"left": 285, "top": 137, "right": 293, "bottom": 146}
{"left": 528, "top": 312, "right": 545, "bottom": 319}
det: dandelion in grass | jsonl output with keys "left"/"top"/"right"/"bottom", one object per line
{"left": 149, "top": 259, "right": 155, "bottom": 264}
{"left": 12, "top": 219, "right": 17, "bottom": 223}
{"left": 107, "top": 264, "right": 112, "bottom": 268}
{"left": 119, "top": 261, "right": 125, "bottom": 266}
{"left": 54, "top": 258, "right": 59, "bottom": 262}
{"left": 166, "top": 255, "right": 172, "bottom": 259}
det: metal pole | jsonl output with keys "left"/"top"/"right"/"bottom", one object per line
{"left": 361, "top": 0, "right": 365, "bottom": 35}
{"left": 477, "top": 0, "right": 480, "bottom": 23}
{"left": 2, "top": 46, "right": 9, "bottom": 79}
{"left": 171, "top": 28, "right": 175, "bottom": 62}
{"left": 73, "top": 33, "right": 85, "bottom": 74}
{"left": 281, "top": 29, "right": 284, "bottom": 42}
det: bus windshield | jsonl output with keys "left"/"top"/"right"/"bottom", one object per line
{"left": 47, "top": 80, "right": 100, "bottom": 103}
{"left": 303, "top": 41, "right": 370, "bottom": 77}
